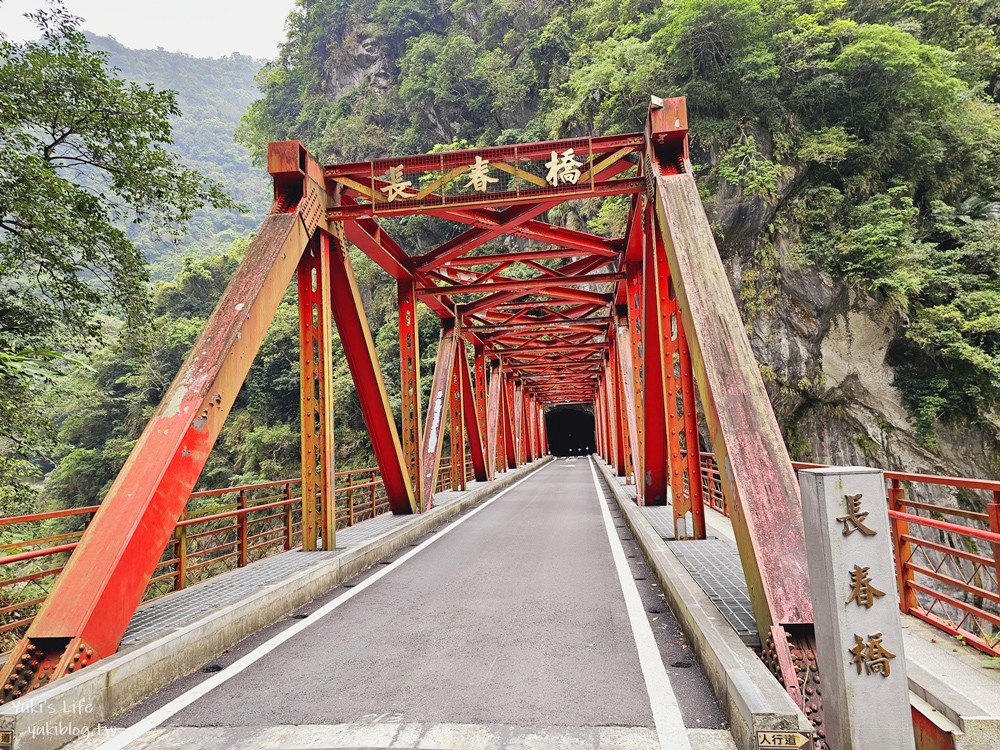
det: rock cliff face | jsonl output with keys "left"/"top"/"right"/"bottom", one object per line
{"left": 689, "top": 129, "right": 1000, "bottom": 486}
{"left": 718, "top": 193, "right": 1000, "bottom": 488}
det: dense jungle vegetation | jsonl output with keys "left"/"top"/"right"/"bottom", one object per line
{"left": 2, "top": 0, "right": 1000, "bottom": 519}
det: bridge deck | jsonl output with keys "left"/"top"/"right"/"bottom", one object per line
{"left": 83, "top": 458, "right": 733, "bottom": 750}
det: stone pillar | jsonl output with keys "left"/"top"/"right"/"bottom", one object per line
{"left": 799, "top": 467, "right": 914, "bottom": 750}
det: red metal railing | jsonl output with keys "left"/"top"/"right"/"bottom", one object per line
{"left": 0, "top": 467, "right": 391, "bottom": 649}
{"left": 435, "top": 451, "right": 476, "bottom": 494}
{"left": 697, "top": 453, "right": 1000, "bottom": 657}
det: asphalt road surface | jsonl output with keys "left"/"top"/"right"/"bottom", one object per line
{"left": 88, "top": 458, "right": 733, "bottom": 750}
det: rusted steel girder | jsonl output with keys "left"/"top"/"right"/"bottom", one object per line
{"left": 421, "top": 323, "right": 459, "bottom": 508}
{"left": 399, "top": 279, "right": 423, "bottom": 498}
{"left": 0, "top": 207, "right": 317, "bottom": 697}
{"left": 297, "top": 234, "right": 337, "bottom": 550}
{"left": 647, "top": 99, "right": 812, "bottom": 633}
{"left": 327, "top": 234, "right": 417, "bottom": 515}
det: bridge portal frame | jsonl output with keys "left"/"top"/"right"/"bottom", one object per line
{"left": 3, "top": 98, "right": 820, "bottom": 724}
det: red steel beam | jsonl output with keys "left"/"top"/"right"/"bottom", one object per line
{"left": 623, "top": 260, "right": 646, "bottom": 502}
{"left": 297, "top": 235, "right": 337, "bottom": 551}
{"left": 486, "top": 361, "right": 503, "bottom": 477}
{"left": 326, "top": 133, "right": 643, "bottom": 177}
{"left": 328, "top": 178, "right": 644, "bottom": 221}
{"left": 448, "top": 346, "right": 466, "bottom": 491}
{"left": 420, "top": 202, "right": 558, "bottom": 270}
{"left": 0, "top": 210, "right": 315, "bottom": 694}
{"left": 419, "top": 272, "right": 623, "bottom": 297}
{"left": 327, "top": 234, "right": 417, "bottom": 515}
{"left": 420, "top": 324, "right": 458, "bottom": 508}
{"left": 441, "top": 227, "right": 618, "bottom": 261}
{"left": 458, "top": 339, "right": 489, "bottom": 482}
{"left": 648, "top": 98, "right": 811, "bottom": 632}
{"left": 615, "top": 315, "right": 641, "bottom": 488}
{"left": 399, "top": 278, "right": 423, "bottom": 499}
{"left": 641, "top": 199, "right": 670, "bottom": 506}
{"left": 503, "top": 377, "right": 517, "bottom": 469}
{"left": 677, "top": 311, "right": 706, "bottom": 538}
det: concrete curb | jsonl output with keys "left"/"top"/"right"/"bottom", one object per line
{"left": 0, "top": 458, "right": 553, "bottom": 750}
{"left": 593, "top": 458, "right": 811, "bottom": 750}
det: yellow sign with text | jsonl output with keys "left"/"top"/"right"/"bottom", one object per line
{"left": 757, "top": 730, "right": 811, "bottom": 748}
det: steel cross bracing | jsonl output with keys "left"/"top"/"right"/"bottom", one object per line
{"left": 1, "top": 96, "right": 824, "bottom": 735}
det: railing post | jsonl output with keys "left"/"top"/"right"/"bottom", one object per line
{"left": 370, "top": 473, "right": 377, "bottom": 516}
{"left": 282, "top": 483, "right": 293, "bottom": 550}
{"left": 887, "top": 478, "right": 917, "bottom": 612}
{"left": 237, "top": 489, "right": 248, "bottom": 568}
{"left": 348, "top": 481, "right": 355, "bottom": 527}
{"left": 174, "top": 514, "right": 187, "bottom": 591}
{"left": 988, "top": 490, "right": 1000, "bottom": 605}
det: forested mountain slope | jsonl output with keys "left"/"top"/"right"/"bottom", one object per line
{"left": 86, "top": 33, "right": 271, "bottom": 277}
{"left": 32, "top": 0, "right": 1000, "bottom": 513}
{"left": 240, "top": 0, "right": 1000, "bottom": 480}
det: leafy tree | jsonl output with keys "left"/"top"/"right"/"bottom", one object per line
{"left": 0, "top": 4, "right": 232, "bottom": 507}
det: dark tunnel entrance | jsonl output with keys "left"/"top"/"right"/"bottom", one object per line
{"left": 545, "top": 405, "right": 596, "bottom": 456}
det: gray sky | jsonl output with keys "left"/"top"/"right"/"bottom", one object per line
{"left": 0, "top": 0, "right": 298, "bottom": 58}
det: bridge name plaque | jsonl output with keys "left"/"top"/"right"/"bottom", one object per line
{"left": 799, "top": 467, "right": 915, "bottom": 750}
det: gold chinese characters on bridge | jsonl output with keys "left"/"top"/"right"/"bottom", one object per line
{"left": 324, "top": 133, "right": 647, "bottom": 220}
{"left": 375, "top": 147, "right": 591, "bottom": 204}
{"left": 840, "top": 492, "right": 896, "bottom": 678}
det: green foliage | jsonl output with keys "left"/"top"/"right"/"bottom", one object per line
{"left": 83, "top": 34, "right": 271, "bottom": 278}
{"left": 12, "top": 0, "right": 1000, "bottom": 509}
{"left": 0, "top": 5, "right": 235, "bottom": 507}
{"left": 797, "top": 186, "right": 932, "bottom": 305}
{"left": 717, "top": 132, "right": 785, "bottom": 199}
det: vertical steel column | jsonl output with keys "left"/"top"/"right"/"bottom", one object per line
{"left": 616, "top": 313, "right": 641, "bottom": 487}
{"left": 602, "top": 360, "right": 619, "bottom": 472}
{"left": 398, "top": 278, "right": 422, "bottom": 501}
{"left": 595, "top": 383, "right": 607, "bottom": 461}
{"left": 474, "top": 346, "right": 489, "bottom": 474}
{"left": 526, "top": 395, "right": 537, "bottom": 461}
{"left": 609, "top": 343, "right": 628, "bottom": 477}
{"left": 297, "top": 234, "right": 336, "bottom": 551}
{"left": 641, "top": 201, "right": 670, "bottom": 505}
{"left": 448, "top": 342, "right": 466, "bottom": 491}
{"left": 624, "top": 260, "right": 646, "bottom": 500}
{"left": 458, "top": 341, "right": 489, "bottom": 482}
{"left": 657, "top": 262, "right": 689, "bottom": 536}
{"left": 539, "top": 403, "right": 549, "bottom": 454}
{"left": 328, "top": 235, "right": 417, "bottom": 516}
{"left": 486, "top": 361, "right": 503, "bottom": 477}
{"left": 677, "top": 313, "right": 706, "bottom": 538}
{"left": 503, "top": 376, "right": 518, "bottom": 469}
{"left": 420, "top": 323, "right": 458, "bottom": 509}
{"left": 513, "top": 381, "right": 525, "bottom": 466}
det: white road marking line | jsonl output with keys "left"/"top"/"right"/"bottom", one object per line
{"left": 96, "top": 461, "right": 554, "bottom": 750}
{"left": 588, "top": 457, "right": 693, "bottom": 750}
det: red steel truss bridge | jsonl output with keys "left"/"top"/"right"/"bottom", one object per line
{"left": 2, "top": 97, "right": 999, "bottom": 749}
